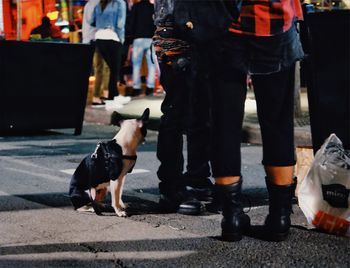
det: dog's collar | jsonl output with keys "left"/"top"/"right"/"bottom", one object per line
{"left": 122, "top": 154, "right": 137, "bottom": 161}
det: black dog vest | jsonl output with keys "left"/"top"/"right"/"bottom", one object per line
{"left": 68, "top": 140, "right": 136, "bottom": 209}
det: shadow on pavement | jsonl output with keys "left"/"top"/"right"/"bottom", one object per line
{"left": 1, "top": 231, "right": 349, "bottom": 268}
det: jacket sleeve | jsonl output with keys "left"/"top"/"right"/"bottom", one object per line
{"left": 116, "top": 0, "right": 127, "bottom": 43}
{"left": 127, "top": 4, "right": 136, "bottom": 38}
{"left": 87, "top": 5, "right": 97, "bottom": 27}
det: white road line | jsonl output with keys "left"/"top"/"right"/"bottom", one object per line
{"left": 130, "top": 168, "right": 150, "bottom": 174}
{"left": 60, "top": 169, "right": 76, "bottom": 175}
{"left": 4, "top": 167, "right": 66, "bottom": 183}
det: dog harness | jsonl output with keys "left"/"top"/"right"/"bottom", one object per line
{"left": 91, "top": 141, "right": 137, "bottom": 177}
{"left": 88, "top": 140, "right": 138, "bottom": 215}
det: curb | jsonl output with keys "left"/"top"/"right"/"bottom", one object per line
{"left": 84, "top": 106, "right": 312, "bottom": 146}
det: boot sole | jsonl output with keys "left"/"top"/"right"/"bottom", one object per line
{"left": 221, "top": 219, "right": 251, "bottom": 242}
{"left": 222, "top": 232, "right": 243, "bottom": 242}
{"left": 159, "top": 200, "right": 205, "bottom": 215}
{"left": 268, "top": 231, "right": 289, "bottom": 242}
{"left": 178, "top": 202, "right": 205, "bottom": 215}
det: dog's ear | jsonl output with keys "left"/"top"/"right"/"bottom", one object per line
{"left": 138, "top": 108, "right": 150, "bottom": 125}
{"left": 138, "top": 108, "right": 150, "bottom": 138}
{"left": 110, "top": 111, "right": 124, "bottom": 126}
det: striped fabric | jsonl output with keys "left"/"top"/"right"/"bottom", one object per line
{"left": 229, "top": 0, "right": 303, "bottom": 36}
{"left": 152, "top": 27, "right": 191, "bottom": 64}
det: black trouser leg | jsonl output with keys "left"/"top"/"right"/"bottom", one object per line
{"left": 210, "top": 68, "right": 247, "bottom": 177}
{"left": 157, "top": 64, "right": 189, "bottom": 193}
{"left": 96, "top": 40, "right": 122, "bottom": 99}
{"left": 185, "top": 73, "right": 211, "bottom": 180}
{"left": 252, "top": 65, "right": 296, "bottom": 166}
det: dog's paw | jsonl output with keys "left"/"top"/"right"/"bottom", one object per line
{"left": 76, "top": 204, "right": 94, "bottom": 213}
{"left": 114, "top": 208, "right": 127, "bottom": 217}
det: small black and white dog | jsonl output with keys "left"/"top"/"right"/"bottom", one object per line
{"left": 68, "top": 108, "right": 149, "bottom": 217}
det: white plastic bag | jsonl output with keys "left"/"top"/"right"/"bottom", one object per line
{"left": 298, "top": 133, "right": 350, "bottom": 237}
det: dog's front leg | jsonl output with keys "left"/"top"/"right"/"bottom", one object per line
{"left": 110, "top": 177, "right": 127, "bottom": 217}
{"left": 89, "top": 187, "right": 102, "bottom": 215}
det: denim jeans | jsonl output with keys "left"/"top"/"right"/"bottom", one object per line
{"left": 132, "top": 38, "right": 156, "bottom": 89}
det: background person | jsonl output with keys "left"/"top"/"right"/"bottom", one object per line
{"left": 128, "top": 0, "right": 156, "bottom": 97}
{"left": 88, "top": 0, "right": 131, "bottom": 106}
{"left": 30, "top": 16, "right": 62, "bottom": 40}
{"left": 82, "top": 0, "right": 110, "bottom": 107}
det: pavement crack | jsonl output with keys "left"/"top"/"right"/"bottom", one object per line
{"left": 78, "top": 242, "right": 108, "bottom": 254}
{"left": 112, "top": 257, "right": 128, "bottom": 268}
{"left": 78, "top": 243, "right": 127, "bottom": 268}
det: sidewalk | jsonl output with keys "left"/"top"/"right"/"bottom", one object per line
{"left": 84, "top": 91, "right": 312, "bottom": 146}
{"left": 2, "top": 99, "right": 349, "bottom": 267}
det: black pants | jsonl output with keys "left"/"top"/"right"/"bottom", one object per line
{"left": 157, "top": 63, "right": 211, "bottom": 194}
{"left": 96, "top": 39, "right": 122, "bottom": 100}
{"left": 210, "top": 66, "right": 296, "bottom": 178}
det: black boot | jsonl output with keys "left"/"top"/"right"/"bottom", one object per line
{"left": 185, "top": 176, "right": 214, "bottom": 202}
{"left": 264, "top": 178, "right": 296, "bottom": 241}
{"left": 159, "top": 183, "right": 204, "bottom": 215}
{"left": 215, "top": 180, "right": 251, "bottom": 241}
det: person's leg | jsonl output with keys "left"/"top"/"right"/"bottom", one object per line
{"left": 119, "top": 43, "right": 129, "bottom": 85}
{"left": 210, "top": 66, "right": 251, "bottom": 241}
{"left": 96, "top": 40, "right": 121, "bottom": 100}
{"left": 132, "top": 38, "right": 144, "bottom": 96}
{"left": 144, "top": 38, "right": 156, "bottom": 94}
{"left": 184, "top": 70, "right": 213, "bottom": 200}
{"left": 93, "top": 48, "right": 103, "bottom": 101}
{"left": 157, "top": 63, "right": 188, "bottom": 189}
{"left": 253, "top": 65, "right": 295, "bottom": 184}
{"left": 252, "top": 64, "right": 296, "bottom": 241}
{"left": 211, "top": 70, "right": 247, "bottom": 183}
{"left": 101, "top": 59, "right": 110, "bottom": 98}
{"left": 157, "top": 63, "right": 203, "bottom": 215}
{"left": 113, "top": 41, "right": 123, "bottom": 99}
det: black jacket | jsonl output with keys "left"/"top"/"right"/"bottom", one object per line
{"left": 128, "top": 0, "right": 155, "bottom": 39}
{"left": 154, "top": 0, "right": 174, "bottom": 27}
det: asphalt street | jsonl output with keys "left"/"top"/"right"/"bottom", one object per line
{"left": 0, "top": 123, "right": 349, "bottom": 268}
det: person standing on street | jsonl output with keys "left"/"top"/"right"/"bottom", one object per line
{"left": 88, "top": 0, "right": 131, "bottom": 107}
{"left": 82, "top": 0, "right": 110, "bottom": 107}
{"left": 30, "top": 16, "right": 62, "bottom": 40}
{"left": 128, "top": 0, "right": 156, "bottom": 97}
{"left": 153, "top": 0, "right": 214, "bottom": 215}
{"left": 190, "top": 0, "right": 305, "bottom": 241}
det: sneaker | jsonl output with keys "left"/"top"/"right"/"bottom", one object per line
{"left": 91, "top": 101, "right": 106, "bottom": 108}
{"left": 185, "top": 177, "right": 214, "bottom": 202}
{"left": 159, "top": 189, "right": 204, "bottom": 215}
{"left": 114, "top": 95, "right": 131, "bottom": 105}
{"left": 105, "top": 100, "right": 123, "bottom": 110}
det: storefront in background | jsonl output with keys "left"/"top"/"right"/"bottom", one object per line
{"left": 1, "top": 0, "right": 86, "bottom": 41}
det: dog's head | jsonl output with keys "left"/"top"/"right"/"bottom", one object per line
{"left": 111, "top": 108, "right": 150, "bottom": 148}
{"left": 91, "top": 140, "right": 123, "bottom": 180}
